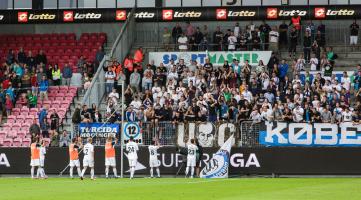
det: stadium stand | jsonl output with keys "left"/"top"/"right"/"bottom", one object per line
{"left": 0, "top": 32, "right": 108, "bottom": 147}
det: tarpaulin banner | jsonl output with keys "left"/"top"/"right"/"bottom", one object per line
{"left": 79, "top": 123, "right": 119, "bottom": 138}
{"left": 259, "top": 122, "right": 361, "bottom": 147}
{"left": 149, "top": 51, "right": 272, "bottom": 66}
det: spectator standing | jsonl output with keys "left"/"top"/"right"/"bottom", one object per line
{"left": 269, "top": 26, "right": 279, "bottom": 53}
{"left": 194, "top": 27, "right": 204, "bottom": 50}
{"left": 39, "top": 75, "right": 49, "bottom": 103}
{"left": 163, "top": 27, "right": 171, "bottom": 51}
{"left": 17, "top": 47, "right": 27, "bottom": 64}
{"left": 310, "top": 54, "right": 319, "bottom": 71}
{"left": 178, "top": 33, "right": 188, "bottom": 51}
{"left": 350, "top": 19, "right": 359, "bottom": 48}
{"left": 213, "top": 26, "right": 223, "bottom": 51}
{"left": 186, "top": 22, "right": 195, "bottom": 38}
{"left": 289, "top": 27, "right": 298, "bottom": 58}
{"left": 129, "top": 68, "right": 141, "bottom": 93}
{"left": 29, "top": 119, "right": 41, "bottom": 140}
{"left": 52, "top": 64, "right": 61, "bottom": 86}
{"left": 105, "top": 66, "right": 116, "bottom": 94}
{"left": 62, "top": 64, "right": 73, "bottom": 86}
{"left": 95, "top": 47, "right": 105, "bottom": 64}
{"left": 50, "top": 111, "right": 60, "bottom": 132}
{"left": 259, "top": 21, "right": 271, "bottom": 50}
{"left": 227, "top": 32, "right": 237, "bottom": 51}
{"left": 303, "top": 31, "right": 312, "bottom": 63}
{"left": 279, "top": 21, "right": 289, "bottom": 49}
{"left": 172, "top": 23, "right": 183, "bottom": 44}
{"left": 278, "top": 59, "right": 289, "bottom": 88}
{"left": 36, "top": 50, "right": 47, "bottom": 65}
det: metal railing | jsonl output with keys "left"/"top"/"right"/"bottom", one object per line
{"left": 73, "top": 120, "right": 262, "bottom": 147}
{"left": 82, "top": 7, "right": 136, "bottom": 107}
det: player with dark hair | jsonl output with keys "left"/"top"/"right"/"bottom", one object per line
{"left": 81, "top": 138, "right": 95, "bottom": 180}
{"left": 30, "top": 137, "right": 41, "bottom": 179}
{"left": 148, "top": 140, "right": 161, "bottom": 178}
{"left": 126, "top": 136, "right": 139, "bottom": 179}
{"left": 69, "top": 137, "right": 82, "bottom": 179}
{"left": 185, "top": 139, "right": 198, "bottom": 178}
{"left": 105, "top": 136, "right": 119, "bottom": 178}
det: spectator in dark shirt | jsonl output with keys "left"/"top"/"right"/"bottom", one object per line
{"left": 36, "top": 50, "right": 47, "bottom": 65}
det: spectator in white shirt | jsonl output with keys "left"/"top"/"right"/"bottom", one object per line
{"left": 227, "top": 32, "right": 237, "bottom": 51}
{"left": 105, "top": 66, "right": 116, "bottom": 94}
{"left": 292, "top": 104, "right": 304, "bottom": 122}
{"left": 310, "top": 54, "right": 319, "bottom": 71}
{"left": 269, "top": 26, "right": 279, "bottom": 53}
{"left": 178, "top": 33, "right": 188, "bottom": 51}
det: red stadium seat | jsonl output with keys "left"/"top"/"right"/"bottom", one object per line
{"left": 3, "top": 138, "right": 13, "bottom": 147}
{"left": 12, "top": 138, "right": 22, "bottom": 147}
{"left": 22, "top": 138, "right": 31, "bottom": 147}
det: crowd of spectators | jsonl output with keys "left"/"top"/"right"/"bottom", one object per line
{"left": 0, "top": 44, "right": 105, "bottom": 146}
{"left": 92, "top": 20, "right": 361, "bottom": 127}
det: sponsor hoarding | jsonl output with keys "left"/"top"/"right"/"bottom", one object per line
{"left": 1, "top": 147, "right": 361, "bottom": 175}
{"left": 0, "top": 5, "right": 359, "bottom": 24}
{"left": 149, "top": 51, "right": 272, "bottom": 67}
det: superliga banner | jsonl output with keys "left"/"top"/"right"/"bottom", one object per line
{"left": 149, "top": 51, "right": 272, "bottom": 67}
{"left": 79, "top": 123, "right": 119, "bottom": 138}
{"left": 201, "top": 135, "right": 234, "bottom": 178}
{"left": 259, "top": 122, "right": 361, "bottom": 147}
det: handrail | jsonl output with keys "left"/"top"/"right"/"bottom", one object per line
{"left": 110, "top": 7, "right": 136, "bottom": 58}
{"left": 81, "top": 7, "right": 136, "bottom": 107}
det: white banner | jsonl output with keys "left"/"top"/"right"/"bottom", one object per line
{"left": 200, "top": 135, "right": 234, "bottom": 178}
{"left": 123, "top": 122, "right": 143, "bottom": 144}
{"left": 149, "top": 51, "right": 272, "bottom": 66}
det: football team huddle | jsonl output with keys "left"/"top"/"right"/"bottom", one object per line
{"left": 29, "top": 136, "right": 199, "bottom": 179}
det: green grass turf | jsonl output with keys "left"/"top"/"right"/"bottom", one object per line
{"left": 0, "top": 177, "right": 361, "bottom": 200}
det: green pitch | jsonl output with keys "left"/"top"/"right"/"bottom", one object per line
{"left": 0, "top": 177, "right": 361, "bottom": 200}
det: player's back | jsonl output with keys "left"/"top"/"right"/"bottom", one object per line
{"left": 126, "top": 141, "right": 138, "bottom": 160}
{"left": 83, "top": 143, "right": 94, "bottom": 160}
{"left": 187, "top": 144, "right": 197, "bottom": 158}
{"left": 148, "top": 145, "right": 158, "bottom": 159}
{"left": 40, "top": 146, "right": 46, "bottom": 159}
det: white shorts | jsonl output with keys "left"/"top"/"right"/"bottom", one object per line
{"left": 187, "top": 157, "right": 196, "bottom": 167}
{"left": 105, "top": 157, "right": 116, "bottom": 167}
{"left": 30, "top": 159, "right": 40, "bottom": 167}
{"left": 149, "top": 159, "right": 160, "bottom": 168}
{"left": 69, "top": 159, "right": 80, "bottom": 167}
{"left": 40, "top": 159, "right": 45, "bottom": 167}
{"left": 83, "top": 158, "right": 94, "bottom": 168}
{"left": 128, "top": 159, "right": 137, "bottom": 167}
{"left": 350, "top": 36, "right": 358, "bottom": 45}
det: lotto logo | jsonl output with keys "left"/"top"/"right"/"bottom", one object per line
{"left": 267, "top": 8, "right": 278, "bottom": 19}
{"left": 116, "top": 10, "right": 127, "bottom": 21}
{"left": 314, "top": 8, "right": 326, "bottom": 18}
{"left": 18, "top": 12, "right": 28, "bottom": 22}
{"left": 162, "top": 10, "right": 173, "bottom": 20}
{"left": 63, "top": 11, "right": 74, "bottom": 22}
{"left": 216, "top": 9, "right": 227, "bottom": 20}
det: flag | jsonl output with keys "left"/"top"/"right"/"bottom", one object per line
{"left": 200, "top": 135, "right": 234, "bottom": 178}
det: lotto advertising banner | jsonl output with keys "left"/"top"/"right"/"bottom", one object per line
{"left": 123, "top": 122, "right": 143, "bottom": 144}
{"left": 0, "top": 5, "right": 360, "bottom": 24}
{"left": 79, "top": 123, "right": 119, "bottom": 138}
{"left": 149, "top": 51, "right": 272, "bottom": 66}
{"left": 259, "top": 122, "right": 361, "bottom": 147}
{"left": 2, "top": 147, "right": 361, "bottom": 175}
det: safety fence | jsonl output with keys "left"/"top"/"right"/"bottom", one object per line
{"left": 75, "top": 120, "right": 261, "bottom": 147}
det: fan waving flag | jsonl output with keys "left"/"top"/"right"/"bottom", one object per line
{"left": 200, "top": 135, "right": 234, "bottom": 178}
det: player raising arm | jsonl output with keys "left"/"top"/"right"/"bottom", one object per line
{"left": 69, "top": 137, "right": 82, "bottom": 179}
{"left": 148, "top": 140, "right": 161, "bottom": 178}
{"left": 126, "top": 136, "right": 139, "bottom": 179}
{"left": 185, "top": 139, "right": 198, "bottom": 178}
{"left": 38, "top": 140, "right": 47, "bottom": 179}
{"left": 30, "top": 138, "right": 41, "bottom": 179}
{"left": 105, "top": 136, "right": 119, "bottom": 178}
{"left": 81, "top": 138, "right": 95, "bottom": 180}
